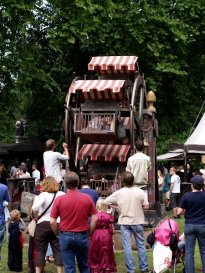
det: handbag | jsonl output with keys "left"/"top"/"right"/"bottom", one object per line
{"left": 27, "top": 192, "right": 57, "bottom": 237}
{"left": 147, "top": 230, "right": 155, "bottom": 247}
{"left": 27, "top": 219, "right": 37, "bottom": 237}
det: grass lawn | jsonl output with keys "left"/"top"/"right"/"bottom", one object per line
{"left": 0, "top": 215, "right": 203, "bottom": 272}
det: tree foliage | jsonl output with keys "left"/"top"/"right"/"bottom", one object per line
{"left": 0, "top": 0, "right": 205, "bottom": 153}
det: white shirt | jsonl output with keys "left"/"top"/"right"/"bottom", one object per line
{"left": 171, "top": 174, "right": 181, "bottom": 193}
{"left": 32, "top": 170, "right": 41, "bottom": 182}
{"left": 32, "top": 191, "right": 65, "bottom": 224}
{"left": 126, "top": 152, "right": 151, "bottom": 186}
{"left": 43, "top": 151, "right": 69, "bottom": 183}
{"left": 20, "top": 172, "right": 31, "bottom": 178}
{"left": 106, "top": 187, "right": 149, "bottom": 225}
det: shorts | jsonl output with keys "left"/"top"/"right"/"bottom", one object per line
{"left": 35, "top": 221, "right": 63, "bottom": 267}
{"left": 165, "top": 191, "right": 170, "bottom": 199}
{"left": 170, "top": 193, "right": 181, "bottom": 208}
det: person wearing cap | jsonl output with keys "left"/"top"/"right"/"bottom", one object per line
{"left": 178, "top": 175, "right": 205, "bottom": 273}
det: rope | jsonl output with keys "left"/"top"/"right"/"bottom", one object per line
{"left": 188, "top": 100, "right": 205, "bottom": 137}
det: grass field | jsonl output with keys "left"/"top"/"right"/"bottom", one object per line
{"left": 0, "top": 215, "right": 203, "bottom": 272}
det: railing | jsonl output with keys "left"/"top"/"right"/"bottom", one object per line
{"left": 88, "top": 178, "right": 122, "bottom": 197}
{"left": 74, "top": 113, "right": 116, "bottom": 133}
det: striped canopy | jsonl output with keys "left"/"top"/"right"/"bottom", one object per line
{"left": 69, "top": 79, "right": 125, "bottom": 100}
{"left": 88, "top": 56, "right": 138, "bottom": 74}
{"left": 78, "top": 144, "right": 130, "bottom": 162}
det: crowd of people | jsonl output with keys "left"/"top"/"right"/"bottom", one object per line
{"left": 0, "top": 139, "right": 205, "bottom": 273}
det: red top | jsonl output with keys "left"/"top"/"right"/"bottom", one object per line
{"left": 51, "top": 190, "right": 97, "bottom": 232}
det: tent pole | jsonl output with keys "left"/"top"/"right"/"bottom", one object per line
{"left": 184, "top": 152, "right": 187, "bottom": 181}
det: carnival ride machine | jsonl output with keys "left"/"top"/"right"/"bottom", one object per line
{"left": 65, "top": 56, "right": 159, "bottom": 220}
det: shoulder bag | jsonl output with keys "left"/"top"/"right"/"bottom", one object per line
{"left": 28, "top": 192, "right": 57, "bottom": 237}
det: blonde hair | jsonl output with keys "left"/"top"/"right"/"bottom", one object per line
{"left": 41, "top": 176, "right": 60, "bottom": 193}
{"left": 96, "top": 198, "right": 108, "bottom": 212}
{"left": 10, "top": 209, "right": 21, "bottom": 222}
{"left": 45, "top": 139, "right": 55, "bottom": 150}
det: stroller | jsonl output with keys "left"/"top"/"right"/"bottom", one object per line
{"left": 150, "top": 218, "right": 185, "bottom": 273}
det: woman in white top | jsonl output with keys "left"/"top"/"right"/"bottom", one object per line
{"left": 32, "top": 176, "right": 65, "bottom": 273}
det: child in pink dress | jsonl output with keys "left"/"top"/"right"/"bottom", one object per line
{"left": 88, "top": 198, "right": 117, "bottom": 273}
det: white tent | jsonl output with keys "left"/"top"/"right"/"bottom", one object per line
{"left": 157, "top": 149, "right": 184, "bottom": 161}
{"left": 157, "top": 113, "right": 205, "bottom": 161}
{"left": 185, "top": 113, "right": 205, "bottom": 154}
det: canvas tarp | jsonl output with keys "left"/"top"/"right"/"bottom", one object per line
{"left": 185, "top": 113, "right": 205, "bottom": 154}
{"left": 157, "top": 149, "right": 184, "bottom": 161}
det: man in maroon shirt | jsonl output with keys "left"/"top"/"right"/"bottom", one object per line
{"left": 50, "top": 172, "right": 97, "bottom": 273}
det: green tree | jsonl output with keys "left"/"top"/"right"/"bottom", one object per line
{"left": 0, "top": 0, "right": 205, "bottom": 154}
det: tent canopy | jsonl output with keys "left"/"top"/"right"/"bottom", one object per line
{"left": 157, "top": 149, "right": 184, "bottom": 161}
{"left": 185, "top": 113, "right": 205, "bottom": 154}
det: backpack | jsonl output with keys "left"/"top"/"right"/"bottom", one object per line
{"left": 147, "top": 230, "right": 156, "bottom": 247}
{"left": 169, "top": 233, "right": 178, "bottom": 251}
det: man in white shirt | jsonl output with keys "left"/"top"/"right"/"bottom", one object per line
{"left": 32, "top": 163, "right": 41, "bottom": 183}
{"left": 169, "top": 167, "right": 181, "bottom": 218}
{"left": 106, "top": 171, "right": 151, "bottom": 273}
{"left": 126, "top": 140, "right": 151, "bottom": 202}
{"left": 43, "top": 139, "right": 69, "bottom": 184}
{"left": 126, "top": 140, "right": 151, "bottom": 187}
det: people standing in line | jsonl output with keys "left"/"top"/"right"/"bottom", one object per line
{"left": 178, "top": 175, "right": 205, "bottom": 273}
{"left": 79, "top": 180, "right": 99, "bottom": 205}
{"left": 10, "top": 159, "right": 19, "bottom": 178}
{"left": 157, "top": 169, "right": 164, "bottom": 204}
{"left": 163, "top": 172, "right": 171, "bottom": 211}
{"left": 50, "top": 171, "right": 98, "bottom": 273}
{"left": 43, "top": 139, "right": 69, "bottom": 186}
{"left": 0, "top": 163, "right": 7, "bottom": 186}
{"left": 106, "top": 171, "right": 151, "bottom": 273}
{"left": 8, "top": 210, "right": 25, "bottom": 272}
{"left": 187, "top": 164, "right": 193, "bottom": 182}
{"left": 0, "top": 180, "right": 10, "bottom": 263}
{"left": 199, "top": 169, "right": 205, "bottom": 191}
{"left": 32, "top": 163, "right": 41, "bottom": 183}
{"left": 169, "top": 167, "right": 181, "bottom": 219}
{"left": 20, "top": 161, "right": 31, "bottom": 177}
{"left": 32, "top": 177, "right": 65, "bottom": 273}
{"left": 88, "top": 198, "right": 117, "bottom": 273}
{"left": 17, "top": 165, "right": 31, "bottom": 178}
{"left": 126, "top": 140, "right": 151, "bottom": 202}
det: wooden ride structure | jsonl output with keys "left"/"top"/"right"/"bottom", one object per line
{"left": 65, "top": 56, "right": 159, "bottom": 211}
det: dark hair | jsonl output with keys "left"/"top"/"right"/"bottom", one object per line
{"left": 64, "top": 171, "right": 79, "bottom": 189}
{"left": 135, "top": 140, "right": 144, "bottom": 152}
{"left": 122, "top": 171, "right": 134, "bottom": 187}
{"left": 20, "top": 165, "right": 27, "bottom": 173}
{"left": 82, "top": 180, "right": 90, "bottom": 186}
{"left": 192, "top": 183, "right": 203, "bottom": 191}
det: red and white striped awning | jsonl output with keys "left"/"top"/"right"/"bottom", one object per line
{"left": 78, "top": 144, "right": 130, "bottom": 162}
{"left": 88, "top": 56, "right": 138, "bottom": 74}
{"left": 69, "top": 79, "right": 125, "bottom": 100}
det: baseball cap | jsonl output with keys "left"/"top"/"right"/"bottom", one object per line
{"left": 200, "top": 169, "right": 205, "bottom": 175}
{"left": 190, "top": 175, "right": 204, "bottom": 185}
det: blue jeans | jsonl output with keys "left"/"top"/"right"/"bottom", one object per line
{"left": 59, "top": 231, "right": 89, "bottom": 273}
{"left": 184, "top": 224, "right": 205, "bottom": 273}
{"left": 120, "top": 225, "right": 148, "bottom": 273}
{"left": 0, "top": 222, "right": 5, "bottom": 252}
